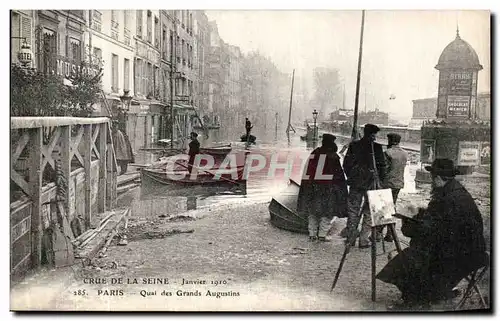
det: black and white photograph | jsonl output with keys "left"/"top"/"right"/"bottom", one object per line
{"left": 7, "top": 6, "right": 491, "bottom": 313}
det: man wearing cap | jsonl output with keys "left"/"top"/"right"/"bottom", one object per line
{"left": 377, "top": 158, "right": 487, "bottom": 308}
{"left": 297, "top": 134, "right": 348, "bottom": 242}
{"left": 342, "top": 124, "right": 387, "bottom": 248}
{"left": 187, "top": 132, "right": 200, "bottom": 174}
{"left": 380, "top": 133, "right": 408, "bottom": 242}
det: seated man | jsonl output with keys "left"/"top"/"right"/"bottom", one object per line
{"left": 377, "top": 158, "right": 487, "bottom": 308}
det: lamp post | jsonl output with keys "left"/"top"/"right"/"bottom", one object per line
{"left": 312, "top": 109, "right": 319, "bottom": 142}
{"left": 119, "top": 89, "right": 132, "bottom": 132}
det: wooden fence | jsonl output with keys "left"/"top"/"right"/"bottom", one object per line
{"left": 10, "top": 117, "right": 117, "bottom": 280}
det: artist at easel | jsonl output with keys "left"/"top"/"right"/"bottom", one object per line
{"left": 331, "top": 123, "right": 405, "bottom": 302}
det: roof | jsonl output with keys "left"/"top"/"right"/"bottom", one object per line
{"left": 435, "top": 32, "right": 483, "bottom": 70}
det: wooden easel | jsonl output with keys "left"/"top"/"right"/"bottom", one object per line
{"left": 330, "top": 139, "right": 405, "bottom": 302}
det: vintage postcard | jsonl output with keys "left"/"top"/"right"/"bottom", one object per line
{"left": 9, "top": 9, "right": 491, "bottom": 312}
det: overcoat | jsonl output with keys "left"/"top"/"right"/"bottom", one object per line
{"left": 376, "top": 179, "right": 487, "bottom": 301}
{"left": 342, "top": 137, "right": 386, "bottom": 190}
{"left": 297, "top": 146, "right": 348, "bottom": 220}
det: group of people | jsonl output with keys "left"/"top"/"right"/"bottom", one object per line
{"left": 297, "top": 123, "right": 487, "bottom": 308}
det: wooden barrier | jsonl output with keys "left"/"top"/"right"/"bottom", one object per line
{"left": 10, "top": 117, "right": 117, "bottom": 280}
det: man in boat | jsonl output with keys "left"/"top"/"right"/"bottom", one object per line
{"left": 245, "top": 118, "right": 253, "bottom": 137}
{"left": 297, "top": 133, "right": 348, "bottom": 242}
{"left": 111, "top": 120, "right": 135, "bottom": 175}
{"left": 377, "top": 159, "right": 488, "bottom": 308}
{"left": 341, "top": 123, "right": 386, "bottom": 248}
{"left": 379, "top": 133, "right": 408, "bottom": 242}
{"left": 187, "top": 131, "right": 200, "bottom": 174}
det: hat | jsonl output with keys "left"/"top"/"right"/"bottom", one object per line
{"left": 425, "top": 158, "right": 458, "bottom": 177}
{"left": 363, "top": 124, "right": 380, "bottom": 136}
{"left": 387, "top": 133, "right": 401, "bottom": 144}
{"left": 190, "top": 132, "right": 198, "bottom": 138}
{"left": 322, "top": 133, "right": 337, "bottom": 149}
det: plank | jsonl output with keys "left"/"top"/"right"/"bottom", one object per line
{"left": 41, "top": 126, "right": 61, "bottom": 172}
{"left": 29, "top": 127, "right": 43, "bottom": 268}
{"left": 83, "top": 124, "right": 92, "bottom": 229}
{"left": 11, "top": 130, "right": 30, "bottom": 164}
{"left": 98, "top": 122, "right": 107, "bottom": 212}
{"left": 60, "top": 125, "right": 71, "bottom": 216}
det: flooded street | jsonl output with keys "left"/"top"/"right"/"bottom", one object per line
{"left": 119, "top": 132, "right": 419, "bottom": 218}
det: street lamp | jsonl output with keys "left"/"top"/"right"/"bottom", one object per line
{"left": 312, "top": 109, "right": 318, "bottom": 141}
{"left": 120, "top": 89, "right": 132, "bottom": 111}
{"left": 11, "top": 38, "right": 33, "bottom": 69}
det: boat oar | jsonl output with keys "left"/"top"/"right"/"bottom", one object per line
{"left": 174, "top": 161, "right": 242, "bottom": 186}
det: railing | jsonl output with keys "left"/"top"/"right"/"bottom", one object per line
{"left": 10, "top": 117, "right": 118, "bottom": 279}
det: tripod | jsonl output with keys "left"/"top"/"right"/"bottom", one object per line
{"left": 330, "top": 138, "right": 404, "bottom": 302}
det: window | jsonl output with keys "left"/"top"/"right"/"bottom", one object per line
{"left": 124, "top": 10, "right": 130, "bottom": 45}
{"left": 124, "top": 58, "right": 130, "bottom": 91}
{"left": 111, "top": 10, "right": 119, "bottom": 40}
{"left": 176, "top": 36, "right": 180, "bottom": 62}
{"left": 154, "top": 16, "right": 160, "bottom": 48}
{"left": 92, "top": 10, "right": 102, "bottom": 32}
{"left": 181, "top": 39, "right": 185, "bottom": 65}
{"left": 162, "top": 27, "right": 167, "bottom": 60}
{"left": 147, "top": 10, "right": 152, "bottom": 43}
{"left": 111, "top": 54, "right": 119, "bottom": 93}
{"left": 189, "top": 12, "right": 193, "bottom": 33}
{"left": 134, "top": 58, "right": 142, "bottom": 95}
{"left": 169, "top": 31, "right": 174, "bottom": 62}
{"left": 136, "top": 10, "right": 142, "bottom": 38}
{"left": 39, "top": 28, "right": 57, "bottom": 74}
{"left": 68, "top": 38, "right": 81, "bottom": 63}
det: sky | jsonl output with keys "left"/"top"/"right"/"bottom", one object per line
{"left": 205, "top": 10, "right": 490, "bottom": 122}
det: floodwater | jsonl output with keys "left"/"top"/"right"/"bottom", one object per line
{"left": 119, "top": 131, "right": 419, "bottom": 218}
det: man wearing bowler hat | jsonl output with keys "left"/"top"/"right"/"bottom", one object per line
{"left": 342, "top": 123, "right": 387, "bottom": 248}
{"left": 377, "top": 158, "right": 487, "bottom": 308}
{"left": 380, "top": 133, "right": 408, "bottom": 242}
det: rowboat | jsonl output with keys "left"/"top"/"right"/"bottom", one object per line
{"left": 200, "top": 145, "right": 232, "bottom": 158}
{"left": 240, "top": 134, "right": 256, "bottom": 144}
{"left": 141, "top": 164, "right": 246, "bottom": 186}
{"left": 268, "top": 179, "right": 308, "bottom": 234}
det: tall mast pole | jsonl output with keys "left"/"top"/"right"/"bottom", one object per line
{"left": 351, "top": 10, "right": 365, "bottom": 139}
{"left": 286, "top": 69, "right": 295, "bottom": 135}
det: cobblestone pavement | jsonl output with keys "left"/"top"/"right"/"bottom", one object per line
{"left": 11, "top": 176, "right": 490, "bottom": 311}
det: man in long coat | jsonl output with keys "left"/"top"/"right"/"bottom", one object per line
{"left": 297, "top": 134, "right": 348, "bottom": 242}
{"left": 380, "top": 133, "right": 408, "bottom": 242}
{"left": 112, "top": 120, "right": 135, "bottom": 175}
{"left": 377, "top": 158, "right": 488, "bottom": 307}
{"left": 342, "top": 124, "right": 387, "bottom": 248}
{"left": 187, "top": 131, "right": 201, "bottom": 174}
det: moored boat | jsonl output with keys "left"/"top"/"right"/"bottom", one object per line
{"left": 268, "top": 179, "right": 307, "bottom": 234}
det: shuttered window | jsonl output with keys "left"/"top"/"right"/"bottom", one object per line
{"left": 21, "top": 16, "right": 32, "bottom": 47}
{"left": 111, "top": 54, "right": 118, "bottom": 93}
{"left": 124, "top": 58, "right": 130, "bottom": 91}
{"left": 134, "top": 58, "right": 141, "bottom": 95}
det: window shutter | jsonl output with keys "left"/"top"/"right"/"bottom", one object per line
{"left": 20, "top": 15, "right": 32, "bottom": 47}
{"left": 134, "top": 59, "right": 140, "bottom": 95}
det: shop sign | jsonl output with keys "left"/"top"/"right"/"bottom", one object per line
{"left": 448, "top": 71, "right": 473, "bottom": 96}
{"left": 447, "top": 95, "right": 470, "bottom": 118}
{"left": 458, "top": 141, "right": 481, "bottom": 166}
{"left": 52, "top": 57, "right": 100, "bottom": 79}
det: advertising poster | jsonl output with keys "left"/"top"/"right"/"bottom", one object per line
{"left": 447, "top": 95, "right": 470, "bottom": 118}
{"left": 481, "top": 141, "right": 491, "bottom": 165}
{"left": 457, "top": 141, "right": 481, "bottom": 166}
